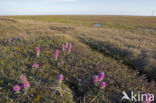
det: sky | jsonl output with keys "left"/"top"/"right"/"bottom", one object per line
{"left": 0, "top": 0, "right": 156, "bottom": 16}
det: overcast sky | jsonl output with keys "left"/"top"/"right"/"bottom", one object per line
{"left": 0, "top": 0, "right": 156, "bottom": 15}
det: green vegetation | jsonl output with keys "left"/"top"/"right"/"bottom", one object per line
{"left": 0, "top": 16, "right": 155, "bottom": 103}
{"left": 11, "top": 15, "right": 156, "bottom": 31}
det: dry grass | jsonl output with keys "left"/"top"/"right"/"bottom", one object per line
{"left": 69, "top": 27, "right": 156, "bottom": 81}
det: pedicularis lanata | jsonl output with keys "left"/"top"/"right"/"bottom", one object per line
{"left": 54, "top": 50, "right": 59, "bottom": 60}
{"left": 20, "top": 74, "right": 27, "bottom": 83}
{"left": 67, "top": 42, "right": 72, "bottom": 53}
{"left": 22, "top": 34, "right": 27, "bottom": 40}
{"left": 36, "top": 47, "right": 40, "bottom": 58}
{"left": 67, "top": 47, "right": 71, "bottom": 53}
{"left": 19, "top": 74, "right": 30, "bottom": 90}
{"left": 8, "top": 38, "right": 12, "bottom": 42}
{"left": 93, "top": 72, "right": 106, "bottom": 89}
{"left": 13, "top": 84, "right": 21, "bottom": 93}
{"left": 146, "top": 93, "right": 152, "bottom": 103}
{"left": 22, "top": 81, "right": 30, "bottom": 89}
{"left": 32, "top": 63, "right": 39, "bottom": 68}
{"left": 91, "top": 72, "right": 107, "bottom": 102}
{"left": 93, "top": 75, "right": 99, "bottom": 85}
{"left": 100, "top": 82, "right": 106, "bottom": 88}
{"left": 68, "top": 42, "right": 72, "bottom": 49}
{"left": 57, "top": 74, "right": 64, "bottom": 84}
{"left": 98, "top": 72, "right": 105, "bottom": 81}
{"left": 62, "top": 44, "right": 65, "bottom": 51}
{"left": 14, "top": 36, "right": 18, "bottom": 40}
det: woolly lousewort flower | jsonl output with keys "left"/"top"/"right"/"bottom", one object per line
{"left": 13, "top": 84, "right": 20, "bottom": 93}
{"left": 68, "top": 42, "right": 72, "bottom": 49}
{"left": 67, "top": 47, "right": 71, "bottom": 53}
{"left": 19, "top": 74, "right": 30, "bottom": 89}
{"left": 14, "top": 36, "right": 18, "bottom": 40}
{"left": 8, "top": 38, "right": 12, "bottom": 42}
{"left": 32, "top": 63, "right": 39, "bottom": 68}
{"left": 98, "top": 72, "right": 105, "bottom": 81}
{"left": 93, "top": 75, "right": 99, "bottom": 84}
{"left": 67, "top": 42, "right": 72, "bottom": 53}
{"left": 36, "top": 47, "right": 40, "bottom": 53}
{"left": 62, "top": 44, "right": 65, "bottom": 51}
{"left": 146, "top": 93, "right": 152, "bottom": 103}
{"left": 57, "top": 74, "right": 64, "bottom": 82}
{"left": 100, "top": 81, "right": 106, "bottom": 88}
{"left": 20, "top": 74, "right": 27, "bottom": 83}
{"left": 22, "top": 34, "right": 27, "bottom": 40}
{"left": 54, "top": 50, "right": 59, "bottom": 60}
{"left": 36, "top": 47, "right": 40, "bottom": 57}
{"left": 22, "top": 81, "right": 30, "bottom": 89}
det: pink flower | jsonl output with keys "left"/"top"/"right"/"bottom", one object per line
{"left": 100, "top": 82, "right": 106, "bottom": 88}
{"left": 8, "top": 38, "right": 12, "bottom": 42}
{"left": 14, "top": 36, "right": 18, "bottom": 40}
{"left": 32, "top": 63, "right": 39, "bottom": 68}
{"left": 20, "top": 74, "right": 26, "bottom": 79}
{"left": 67, "top": 47, "right": 71, "bottom": 53}
{"left": 54, "top": 50, "right": 59, "bottom": 60}
{"left": 19, "top": 74, "right": 30, "bottom": 89}
{"left": 68, "top": 42, "right": 72, "bottom": 49}
{"left": 36, "top": 47, "right": 40, "bottom": 57}
{"left": 36, "top": 47, "right": 40, "bottom": 53}
{"left": 98, "top": 72, "right": 105, "bottom": 81}
{"left": 20, "top": 74, "right": 27, "bottom": 83}
{"left": 67, "top": 42, "right": 72, "bottom": 53}
{"left": 57, "top": 74, "right": 64, "bottom": 81}
{"left": 93, "top": 75, "right": 99, "bottom": 84}
{"left": 146, "top": 93, "right": 152, "bottom": 103}
{"left": 21, "top": 34, "right": 27, "bottom": 40}
{"left": 13, "top": 84, "right": 20, "bottom": 93}
{"left": 62, "top": 44, "right": 65, "bottom": 51}
{"left": 22, "top": 81, "right": 30, "bottom": 89}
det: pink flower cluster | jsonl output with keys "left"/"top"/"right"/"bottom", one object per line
{"left": 62, "top": 42, "right": 72, "bottom": 53}
{"left": 13, "top": 74, "right": 30, "bottom": 93}
{"left": 93, "top": 72, "right": 106, "bottom": 88}
{"left": 54, "top": 42, "right": 72, "bottom": 60}
{"left": 8, "top": 36, "right": 19, "bottom": 43}
{"left": 19, "top": 74, "right": 30, "bottom": 89}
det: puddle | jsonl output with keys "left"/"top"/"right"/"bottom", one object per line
{"left": 145, "top": 28, "right": 156, "bottom": 32}
{"left": 94, "top": 24, "right": 101, "bottom": 27}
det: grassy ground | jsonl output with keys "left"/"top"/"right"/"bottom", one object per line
{"left": 0, "top": 16, "right": 156, "bottom": 103}
{"left": 10, "top": 15, "right": 156, "bottom": 33}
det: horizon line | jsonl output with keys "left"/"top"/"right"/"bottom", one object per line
{"left": 0, "top": 14, "right": 155, "bottom": 17}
